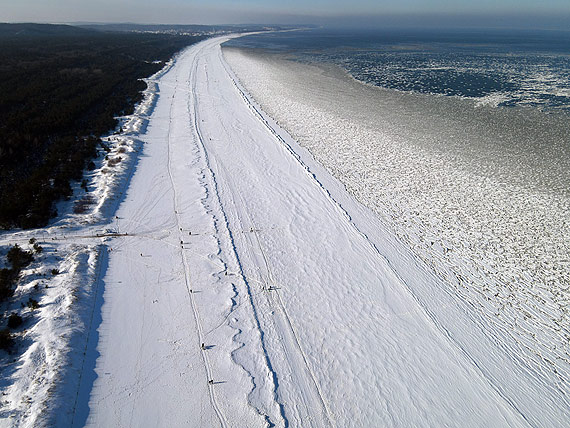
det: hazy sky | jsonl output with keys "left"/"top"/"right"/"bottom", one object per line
{"left": 1, "top": 0, "right": 569, "bottom": 29}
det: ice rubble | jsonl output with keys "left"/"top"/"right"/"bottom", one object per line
{"left": 223, "top": 47, "right": 570, "bottom": 396}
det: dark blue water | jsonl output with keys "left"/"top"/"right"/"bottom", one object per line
{"left": 225, "top": 28, "right": 570, "bottom": 110}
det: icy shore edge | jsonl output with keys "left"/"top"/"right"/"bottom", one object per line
{"left": 221, "top": 46, "right": 570, "bottom": 427}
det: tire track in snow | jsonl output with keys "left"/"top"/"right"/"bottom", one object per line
{"left": 189, "top": 40, "right": 287, "bottom": 428}
{"left": 215, "top": 156, "right": 334, "bottom": 428}
{"left": 165, "top": 63, "right": 228, "bottom": 428}
{"left": 197, "top": 42, "right": 333, "bottom": 427}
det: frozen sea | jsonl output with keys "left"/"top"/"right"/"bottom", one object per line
{"left": 225, "top": 28, "right": 570, "bottom": 111}
{"left": 223, "top": 28, "right": 570, "bottom": 411}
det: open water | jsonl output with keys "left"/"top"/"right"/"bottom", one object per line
{"left": 225, "top": 28, "right": 570, "bottom": 111}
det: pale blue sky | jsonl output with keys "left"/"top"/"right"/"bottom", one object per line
{"left": 1, "top": 0, "right": 569, "bottom": 28}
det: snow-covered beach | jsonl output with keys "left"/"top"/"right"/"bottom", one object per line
{"left": 1, "top": 34, "right": 568, "bottom": 427}
{"left": 223, "top": 46, "right": 570, "bottom": 406}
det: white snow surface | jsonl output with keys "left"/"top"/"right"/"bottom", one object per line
{"left": 2, "top": 34, "right": 567, "bottom": 427}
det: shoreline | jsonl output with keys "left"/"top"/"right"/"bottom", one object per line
{"left": 223, "top": 46, "right": 570, "bottom": 195}
{"left": 222, "top": 45, "right": 570, "bottom": 404}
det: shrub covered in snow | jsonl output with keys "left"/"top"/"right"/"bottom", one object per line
{"left": 0, "top": 328, "right": 14, "bottom": 352}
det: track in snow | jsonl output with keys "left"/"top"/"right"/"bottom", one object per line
{"left": 166, "top": 72, "right": 228, "bottom": 428}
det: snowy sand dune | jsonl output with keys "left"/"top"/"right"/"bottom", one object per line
{"left": 64, "top": 34, "right": 569, "bottom": 427}
{"left": 0, "top": 53, "right": 176, "bottom": 428}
